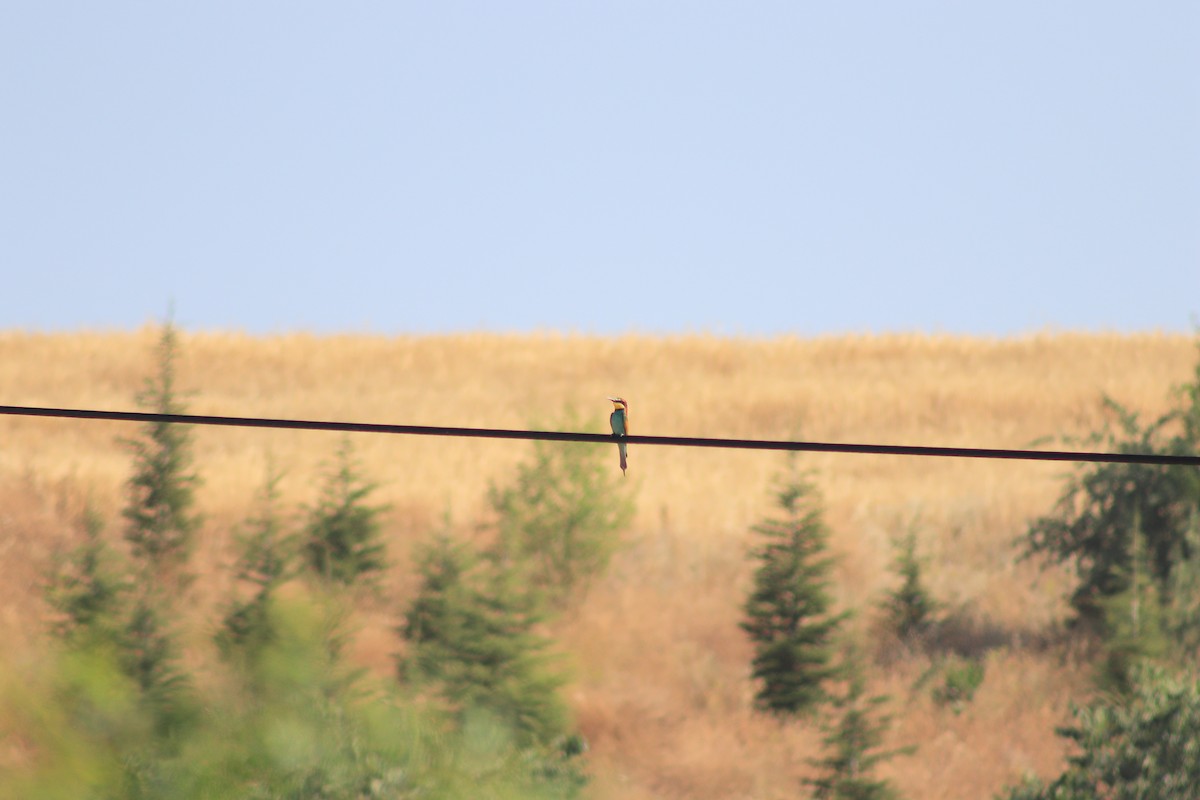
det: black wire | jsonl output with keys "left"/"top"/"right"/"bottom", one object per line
{"left": 2, "top": 404, "right": 1197, "bottom": 466}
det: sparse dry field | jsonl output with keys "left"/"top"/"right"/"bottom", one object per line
{"left": 1, "top": 329, "right": 1194, "bottom": 798}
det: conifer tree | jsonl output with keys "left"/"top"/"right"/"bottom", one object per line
{"left": 807, "top": 651, "right": 911, "bottom": 800}
{"left": 879, "top": 529, "right": 940, "bottom": 642}
{"left": 219, "top": 460, "right": 292, "bottom": 658}
{"left": 47, "top": 504, "right": 129, "bottom": 642}
{"left": 741, "top": 462, "right": 846, "bottom": 716}
{"left": 122, "top": 318, "right": 201, "bottom": 582}
{"left": 400, "top": 534, "right": 569, "bottom": 746}
{"left": 489, "top": 433, "right": 633, "bottom": 606}
{"left": 301, "top": 438, "right": 387, "bottom": 585}
{"left": 118, "top": 592, "right": 193, "bottom": 735}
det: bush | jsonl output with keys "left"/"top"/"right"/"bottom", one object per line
{"left": 1095, "top": 524, "right": 1170, "bottom": 693}
{"left": 1026, "top": 400, "right": 1196, "bottom": 624}
{"left": 1024, "top": 341, "right": 1200, "bottom": 634}
{"left": 931, "top": 657, "right": 986, "bottom": 713}
{"left": 1000, "top": 664, "right": 1200, "bottom": 800}
{"left": 2, "top": 590, "right": 586, "bottom": 799}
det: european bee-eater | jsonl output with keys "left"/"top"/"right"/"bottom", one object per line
{"left": 608, "top": 397, "right": 629, "bottom": 475}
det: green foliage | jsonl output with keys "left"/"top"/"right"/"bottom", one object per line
{"left": 0, "top": 642, "right": 154, "bottom": 800}
{"left": 1095, "top": 524, "right": 1169, "bottom": 694}
{"left": 489, "top": 432, "right": 634, "bottom": 606}
{"left": 47, "top": 506, "right": 129, "bottom": 642}
{"left": 807, "top": 652, "right": 912, "bottom": 800}
{"left": 21, "top": 340, "right": 587, "bottom": 797}
{"left": 1023, "top": 343, "right": 1200, "bottom": 698}
{"left": 998, "top": 664, "right": 1200, "bottom": 800}
{"left": 301, "top": 438, "right": 387, "bottom": 586}
{"left": 48, "top": 506, "right": 191, "bottom": 737}
{"left": 1163, "top": 509, "right": 1200, "bottom": 654}
{"left": 1180, "top": 336, "right": 1200, "bottom": 447}
{"left": 219, "top": 461, "right": 293, "bottom": 659}
{"left": 742, "top": 461, "right": 847, "bottom": 716}
{"left": 2, "top": 591, "right": 585, "bottom": 800}
{"left": 399, "top": 534, "right": 571, "bottom": 747}
{"left": 1024, "top": 397, "right": 1199, "bottom": 628}
{"left": 879, "top": 528, "right": 941, "bottom": 642}
{"left": 931, "top": 657, "right": 986, "bottom": 713}
{"left": 122, "top": 319, "right": 201, "bottom": 580}
{"left": 117, "top": 593, "right": 195, "bottom": 736}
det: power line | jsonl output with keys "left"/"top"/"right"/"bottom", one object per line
{"left": 2, "top": 404, "right": 1198, "bottom": 467}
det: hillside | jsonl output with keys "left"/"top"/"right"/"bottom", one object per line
{"left": 0, "top": 329, "right": 1194, "bottom": 798}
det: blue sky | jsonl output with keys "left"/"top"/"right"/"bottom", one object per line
{"left": 2, "top": 3, "right": 1197, "bottom": 336}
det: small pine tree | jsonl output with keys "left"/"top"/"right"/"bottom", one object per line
{"left": 47, "top": 505, "right": 129, "bottom": 641}
{"left": 488, "top": 433, "right": 633, "bottom": 606}
{"left": 399, "top": 534, "right": 570, "bottom": 746}
{"left": 301, "top": 438, "right": 387, "bottom": 585}
{"left": 219, "top": 460, "right": 292, "bottom": 658}
{"left": 807, "top": 651, "right": 912, "bottom": 800}
{"left": 879, "top": 529, "right": 940, "bottom": 643}
{"left": 741, "top": 461, "right": 847, "bottom": 716}
{"left": 122, "top": 318, "right": 201, "bottom": 582}
{"left": 118, "top": 592, "right": 193, "bottom": 735}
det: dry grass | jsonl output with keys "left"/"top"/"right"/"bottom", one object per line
{"left": 0, "top": 328, "right": 1194, "bottom": 798}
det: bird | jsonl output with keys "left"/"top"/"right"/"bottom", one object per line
{"left": 608, "top": 397, "right": 629, "bottom": 475}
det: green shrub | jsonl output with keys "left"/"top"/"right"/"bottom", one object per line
{"left": 1000, "top": 664, "right": 1200, "bottom": 800}
{"left": 1024, "top": 344, "right": 1200, "bottom": 632}
{"left": 3, "top": 589, "right": 585, "bottom": 800}
{"left": 931, "top": 658, "right": 985, "bottom": 713}
{"left": 1022, "top": 343, "right": 1200, "bottom": 697}
{"left": 1096, "top": 524, "right": 1169, "bottom": 693}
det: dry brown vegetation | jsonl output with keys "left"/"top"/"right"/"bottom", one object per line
{"left": 0, "top": 328, "right": 1195, "bottom": 798}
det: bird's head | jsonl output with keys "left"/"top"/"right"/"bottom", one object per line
{"left": 607, "top": 396, "right": 628, "bottom": 411}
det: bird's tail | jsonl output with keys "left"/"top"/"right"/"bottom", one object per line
{"left": 618, "top": 441, "right": 627, "bottom": 476}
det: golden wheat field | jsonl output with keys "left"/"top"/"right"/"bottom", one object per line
{"left": 1, "top": 328, "right": 1195, "bottom": 799}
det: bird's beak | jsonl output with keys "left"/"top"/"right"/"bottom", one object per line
{"left": 607, "top": 397, "right": 621, "bottom": 403}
